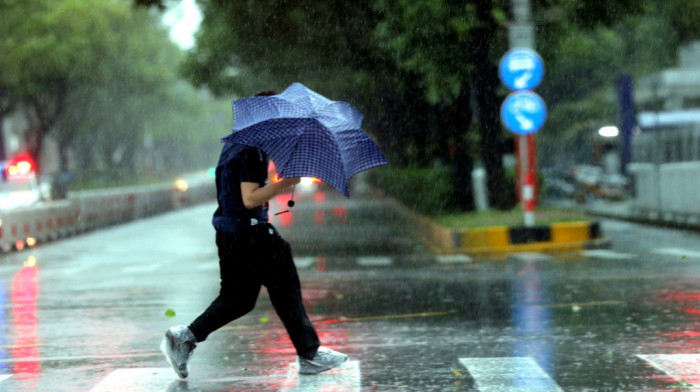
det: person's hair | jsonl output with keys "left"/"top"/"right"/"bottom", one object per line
{"left": 254, "top": 90, "right": 277, "bottom": 97}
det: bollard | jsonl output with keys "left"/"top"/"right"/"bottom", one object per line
{"left": 471, "top": 167, "right": 489, "bottom": 212}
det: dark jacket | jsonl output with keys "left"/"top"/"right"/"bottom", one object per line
{"left": 212, "top": 144, "right": 269, "bottom": 232}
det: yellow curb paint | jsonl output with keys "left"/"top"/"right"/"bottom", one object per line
{"left": 464, "top": 241, "right": 585, "bottom": 256}
{"left": 461, "top": 227, "right": 509, "bottom": 248}
{"left": 551, "top": 221, "right": 591, "bottom": 243}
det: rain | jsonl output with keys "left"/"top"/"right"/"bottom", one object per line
{"left": 1, "top": 0, "right": 700, "bottom": 390}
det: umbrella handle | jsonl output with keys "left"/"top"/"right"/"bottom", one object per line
{"left": 274, "top": 185, "right": 296, "bottom": 215}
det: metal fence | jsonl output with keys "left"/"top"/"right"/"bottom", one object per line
{"left": 633, "top": 124, "right": 700, "bottom": 164}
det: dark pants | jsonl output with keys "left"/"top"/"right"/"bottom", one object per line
{"left": 188, "top": 224, "right": 320, "bottom": 360}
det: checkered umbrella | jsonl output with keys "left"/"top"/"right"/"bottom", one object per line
{"left": 221, "top": 83, "right": 388, "bottom": 197}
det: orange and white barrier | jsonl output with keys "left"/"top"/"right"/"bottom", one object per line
{"left": 0, "top": 180, "right": 215, "bottom": 252}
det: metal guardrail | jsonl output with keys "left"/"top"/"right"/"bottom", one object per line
{"left": 632, "top": 124, "right": 700, "bottom": 164}
{"left": 0, "top": 179, "right": 216, "bottom": 252}
{"left": 630, "top": 161, "right": 700, "bottom": 221}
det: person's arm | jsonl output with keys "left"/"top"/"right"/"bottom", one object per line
{"left": 241, "top": 177, "right": 300, "bottom": 209}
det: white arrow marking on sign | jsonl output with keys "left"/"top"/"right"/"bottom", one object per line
{"left": 515, "top": 114, "right": 534, "bottom": 131}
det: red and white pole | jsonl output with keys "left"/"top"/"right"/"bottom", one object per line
{"left": 517, "top": 133, "right": 538, "bottom": 227}
{"left": 523, "top": 169, "right": 535, "bottom": 226}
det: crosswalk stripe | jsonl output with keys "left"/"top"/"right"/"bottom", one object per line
{"left": 652, "top": 248, "right": 700, "bottom": 259}
{"left": 0, "top": 375, "right": 12, "bottom": 383}
{"left": 0, "top": 352, "right": 161, "bottom": 363}
{"left": 273, "top": 360, "right": 361, "bottom": 391}
{"left": 195, "top": 262, "right": 219, "bottom": 271}
{"left": 60, "top": 265, "right": 94, "bottom": 276}
{"left": 638, "top": 354, "right": 700, "bottom": 386}
{"left": 90, "top": 368, "right": 174, "bottom": 392}
{"left": 436, "top": 254, "right": 472, "bottom": 264}
{"left": 356, "top": 257, "right": 392, "bottom": 267}
{"left": 581, "top": 249, "right": 635, "bottom": 260}
{"left": 122, "top": 264, "right": 162, "bottom": 274}
{"left": 459, "top": 357, "right": 562, "bottom": 392}
{"left": 90, "top": 362, "right": 361, "bottom": 392}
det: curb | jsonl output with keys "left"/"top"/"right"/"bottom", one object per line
{"left": 421, "top": 220, "right": 608, "bottom": 256}
{"left": 380, "top": 191, "right": 609, "bottom": 256}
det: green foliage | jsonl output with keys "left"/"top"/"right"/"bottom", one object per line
{"left": 182, "top": 0, "right": 377, "bottom": 99}
{"left": 536, "top": 0, "right": 697, "bottom": 160}
{"left": 1, "top": 0, "right": 224, "bottom": 185}
{"left": 668, "top": 0, "right": 700, "bottom": 43}
{"left": 372, "top": 0, "right": 478, "bottom": 104}
{"left": 164, "top": 0, "right": 700, "bottom": 212}
{"left": 365, "top": 166, "right": 460, "bottom": 216}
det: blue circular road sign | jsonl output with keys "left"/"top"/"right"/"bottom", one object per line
{"left": 499, "top": 48, "right": 545, "bottom": 91}
{"left": 501, "top": 91, "right": 547, "bottom": 134}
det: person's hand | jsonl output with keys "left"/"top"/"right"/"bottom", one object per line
{"left": 279, "top": 177, "right": 301, "bottom": 186}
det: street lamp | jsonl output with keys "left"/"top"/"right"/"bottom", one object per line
{"left": 598, "top": 126, "right": 619, "bottom": 138}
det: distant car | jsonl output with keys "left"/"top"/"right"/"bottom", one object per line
{"left": 0, "top": 174, "right": 43, "bottom": 210}
{"left": 544, "top": 177, "right": 576, "bottom": 199}
{"left": 0, "top": 157, "right": 45, "bottom": 210}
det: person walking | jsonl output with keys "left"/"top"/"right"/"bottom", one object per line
{"left": 161, "top": 91, "right": 348, "bottom": 379}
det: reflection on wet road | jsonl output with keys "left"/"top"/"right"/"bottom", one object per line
{"left": 3, "top": 184, "right": 700, "bottom": 390}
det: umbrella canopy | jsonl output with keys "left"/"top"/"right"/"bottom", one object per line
{"left": 221, "top": 83, "right": 387, "bottom": 197}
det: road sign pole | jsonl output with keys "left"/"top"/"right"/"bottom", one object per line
{"left": 510, "top": 0, "right": 537, "bottom": 227}
{"left": 519, "top": 135, "right": 534, "bottom": 226}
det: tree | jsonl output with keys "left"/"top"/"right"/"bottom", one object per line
{"left": 372, "top": 0, "right": 514, "bottom": 209}
{"left": 533, "top": 0, "right": 700, "bottom": 167}
{"left": 141, "top": 0, "right": 700, "bottom": 211}
{"left": 0, "top": 0, "right": 221, "bottom": 184}
{"left": 1, "top": 0, "right": 135, "bottom": 174}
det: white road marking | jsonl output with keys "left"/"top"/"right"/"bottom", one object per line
{"left": 356, "top": 257, "right": 392, "bottom": 267}
{"left": 274, "top": 360, "right": 361, "bottom": 392}
{"left": 91, "top": 361, "right": 361, "bottom": 392}
{"left": 508, "top": 253, "right": 552, "bottom": 262}
{"left": 122, "top": 264, "right": 162, "bottom": 274}
{"left": 638, "top": 354, "right": 700, "bottom": 387}
{"left": 0, "top": 374, "right": 12, "bottom": 383}
{"left": 436, "top": 254, "right": 472, "bottom": 264}
{"left": 459, "top": 357, "right": 563, "bottom": 392}
{"left": 581, "top": 250, "right": 636, "bottom": 260}
{"left": 59, "top": 265, "right": 94, "bottom": 276}
{"left": 652, "top": 248, "right": 700, "bottom": 259}
{"left": 294, "top": 257, "right": 317, "bottom": 269}
{"left": 0, "top": 352, "right": 161, "bottom": 363}
{"left": 91, "top": 368, "right": 175, "bottom": 392}
{"left": 196, "top": 262, "right": 219, "bottom": 271}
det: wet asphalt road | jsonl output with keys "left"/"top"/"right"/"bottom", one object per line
{"left": 2, "top": 183, "right": 700, "bottom": 391}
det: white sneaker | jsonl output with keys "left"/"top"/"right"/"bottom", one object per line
{"left": 298, "top": 346, "right": 348, "bottom": 375}
{"left": 160, "top": 326, "right": 197, "bottom": 379}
